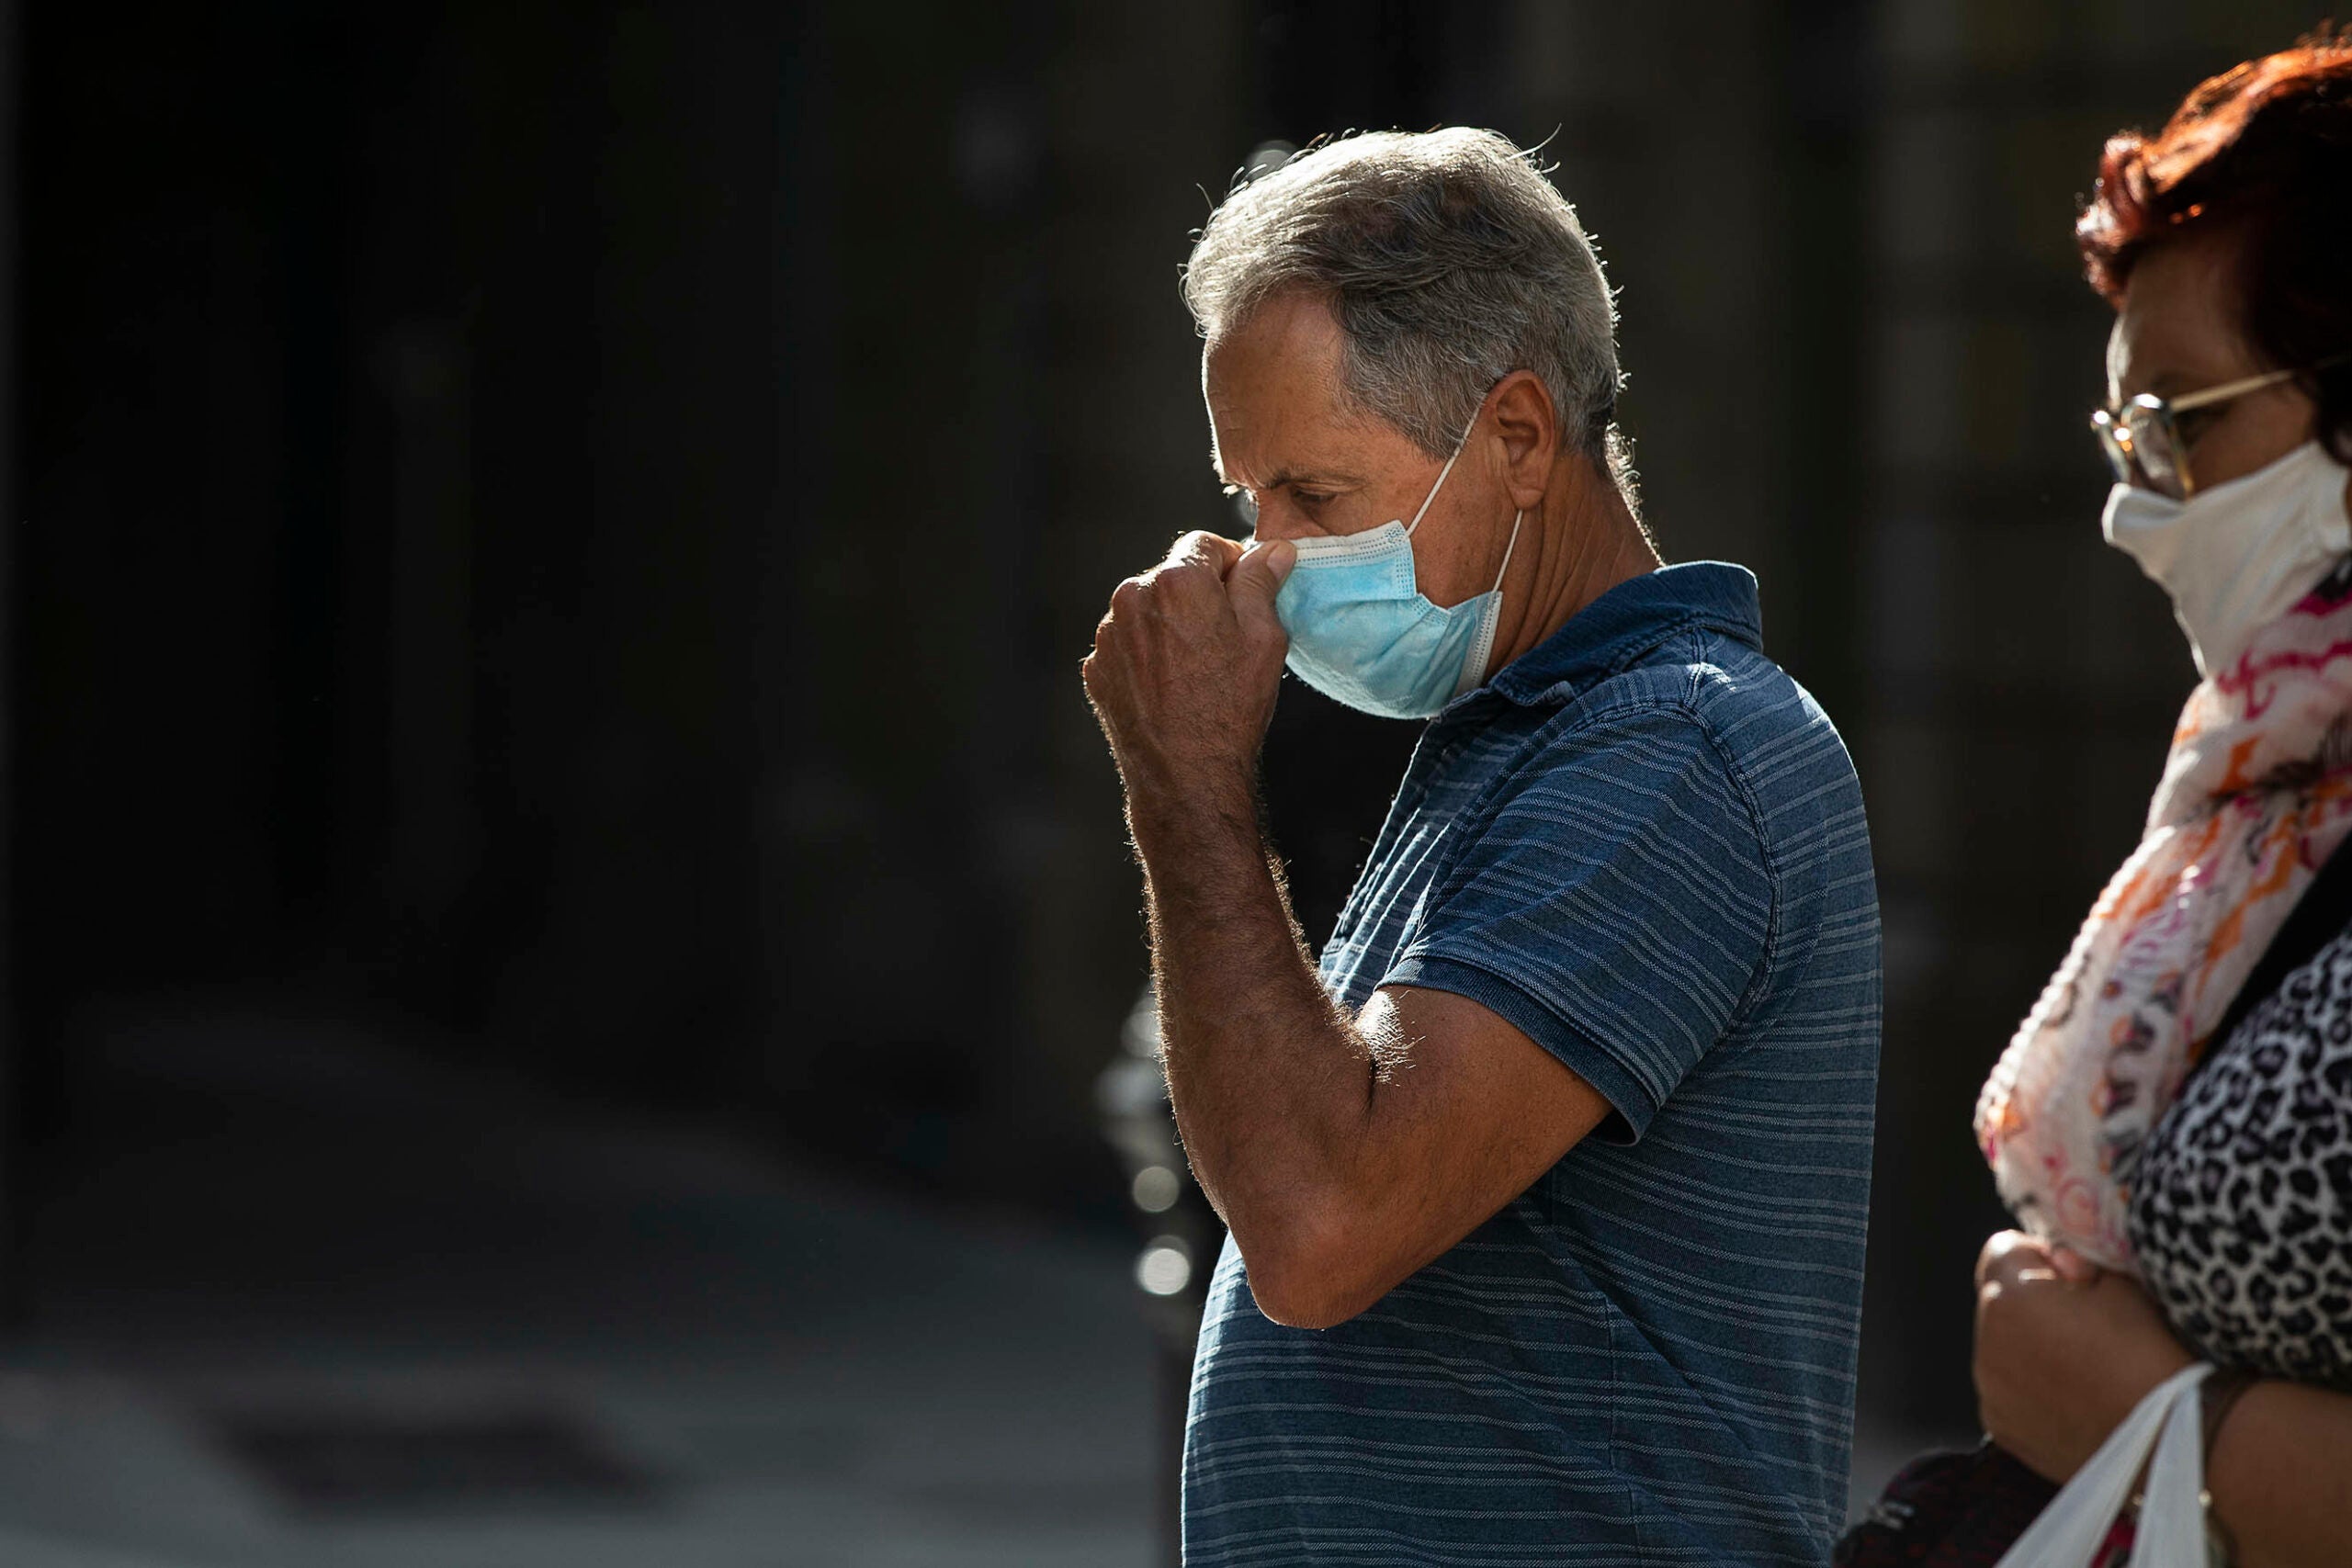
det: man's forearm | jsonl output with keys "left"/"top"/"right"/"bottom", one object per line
{"left": 1128, "top": 780, "right": 1376, "bottom": 1263}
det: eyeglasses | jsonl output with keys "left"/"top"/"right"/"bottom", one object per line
{"left": 2091, "top": 357, "right": 2346, "bottom": 501}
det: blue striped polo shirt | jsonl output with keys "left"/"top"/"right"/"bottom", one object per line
{"left": 1182, "top": 561, "right": 1881, "bottom": 1566}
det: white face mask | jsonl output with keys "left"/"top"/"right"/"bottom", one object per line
{"left": 2102, "top": 439, "right": 2352, "bottom": 678}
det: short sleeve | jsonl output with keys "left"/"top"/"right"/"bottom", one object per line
{"left": 1382, "top": 703, "right": 1774, "bottom": 1142}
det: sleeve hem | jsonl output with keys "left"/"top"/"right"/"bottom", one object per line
{"left": 1381, "top": 951, "right": 1661, "bottom": 1145}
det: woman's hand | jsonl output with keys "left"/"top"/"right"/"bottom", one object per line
{"left": 1973, "top": 1229, "right": 2197, "bottom": 1483}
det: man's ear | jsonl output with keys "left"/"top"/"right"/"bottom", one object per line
{"left": 1486, "top": 369, "right": 1559, "bottom": 513}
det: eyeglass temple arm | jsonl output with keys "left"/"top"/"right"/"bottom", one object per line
{"left": 2164, "top": 367, "right": 2301, "bottom": 414}
{"left": 2162, "top": 353, "right": 2352, "bottom": 414}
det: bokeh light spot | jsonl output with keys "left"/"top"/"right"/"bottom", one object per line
{"left": 1131, "top": 1166, "right": 1182, "bottom": 1213}
{"left": 1136, "top": 1240, "right": 1192, "bottom": 1297}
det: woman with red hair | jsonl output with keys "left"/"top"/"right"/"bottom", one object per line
{"left": 1848, "top": 35, "right": 2352, "bottom": 1568}
{"left": 1975, "top": 36, "right": 2342, "bottom": 1568}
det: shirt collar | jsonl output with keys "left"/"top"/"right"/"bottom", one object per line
{"left": 1484, "top": 561, "right": 1765, "bottom": 706}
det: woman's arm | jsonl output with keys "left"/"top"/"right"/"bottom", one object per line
{"left": 1973, "top": 1230, "right": 2197, "bottom": 1479}
{"left": 1974, "top": 1230, "right": 2352, "bottom": 1567}
{"left": 2204, "top": 1376, "right": 2352, "bottom": 1568}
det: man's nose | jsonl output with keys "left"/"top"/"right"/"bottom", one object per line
{"left": 1241, "top": 502, "right": 1323, "bottom": 543}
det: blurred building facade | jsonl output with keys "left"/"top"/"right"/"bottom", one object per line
{"left": 6, "top": 0, "right": 2336, "bottom": 1445}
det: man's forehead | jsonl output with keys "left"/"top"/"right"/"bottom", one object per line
{"left": 1207, "top": 414, "right": 1369, "bottom": 490}
{"left": 1205, "top": 289, "right": 1348, "bottom": 378}
{"left": 1204, "top": 330, "right": 1369, "bottom": 486}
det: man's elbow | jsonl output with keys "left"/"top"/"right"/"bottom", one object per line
{"left": 1234, "top": 1210, "right": 1393, "bottom": 1330}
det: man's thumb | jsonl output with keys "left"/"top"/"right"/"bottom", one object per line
{"left": 1230, "top": 538, "right": 1296, "bottom": 611}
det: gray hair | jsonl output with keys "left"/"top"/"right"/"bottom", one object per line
{"left": 1182, "top": 129, "right": 1624, "bottom": 467}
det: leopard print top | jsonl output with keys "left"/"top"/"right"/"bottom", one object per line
{"left": 2127, "top": 927, "right": 2352, "bottom": 1390}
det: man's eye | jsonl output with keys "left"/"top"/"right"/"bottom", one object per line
{"left": 1293, "top": 491, "right": 1332, "bottom": 509}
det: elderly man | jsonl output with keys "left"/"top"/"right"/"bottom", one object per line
{"left": 1082, "top": 130, "right": 1880, "bottom": 1565}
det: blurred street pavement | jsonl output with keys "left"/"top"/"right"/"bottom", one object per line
{"left": 0, "top": 1004, "right": 1158, "bottom": 1567}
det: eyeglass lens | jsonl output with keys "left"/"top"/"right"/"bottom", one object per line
{"left": 2130, "top": 405, "right": 2185, "bottom": 496}
{"left": 2091, "top": 404, "right": 2187, "bottom": 499}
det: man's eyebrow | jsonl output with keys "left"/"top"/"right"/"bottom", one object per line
{"left": 1208, "top": 457, "right": 1363, "bottom": 491}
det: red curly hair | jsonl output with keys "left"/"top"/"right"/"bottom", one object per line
{"left": 2078, "top": 31, "right": 2352, "bottom": 459}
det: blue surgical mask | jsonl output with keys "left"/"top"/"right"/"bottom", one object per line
{"left": 1272, "top": 414, "right": 1524, "bottom": 719}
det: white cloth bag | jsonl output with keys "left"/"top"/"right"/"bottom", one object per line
{"left": 1994, "top": 1362, "right": 2215, "bottom": 1568}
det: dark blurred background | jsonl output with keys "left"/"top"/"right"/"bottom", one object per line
{"left": 0, "top": 2, "right": 2333, "bottom": 1562}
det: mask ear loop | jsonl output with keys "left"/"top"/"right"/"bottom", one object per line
{"left": 1450, "top": 509, "right": 1527, "bottom": 703}
{"left": 1490, "top": 510, "right": 1523, "bottom": 592}
{"left": 1403, "top": 406, "right": 1487, "bottom": 537}
{"left": 1402, "top": 407, "right": 1525, "bottom": 596}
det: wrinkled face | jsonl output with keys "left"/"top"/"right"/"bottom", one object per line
{"left": 2109, "top": 226, "right": 2318, "bottom": 493}
{"left": 1204, "top": 290, "right": 1512, "bottom": 610}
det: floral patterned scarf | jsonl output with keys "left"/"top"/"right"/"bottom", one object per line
{"left": 1975, "top": 570, "right": 2352, "bottom": 1269}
